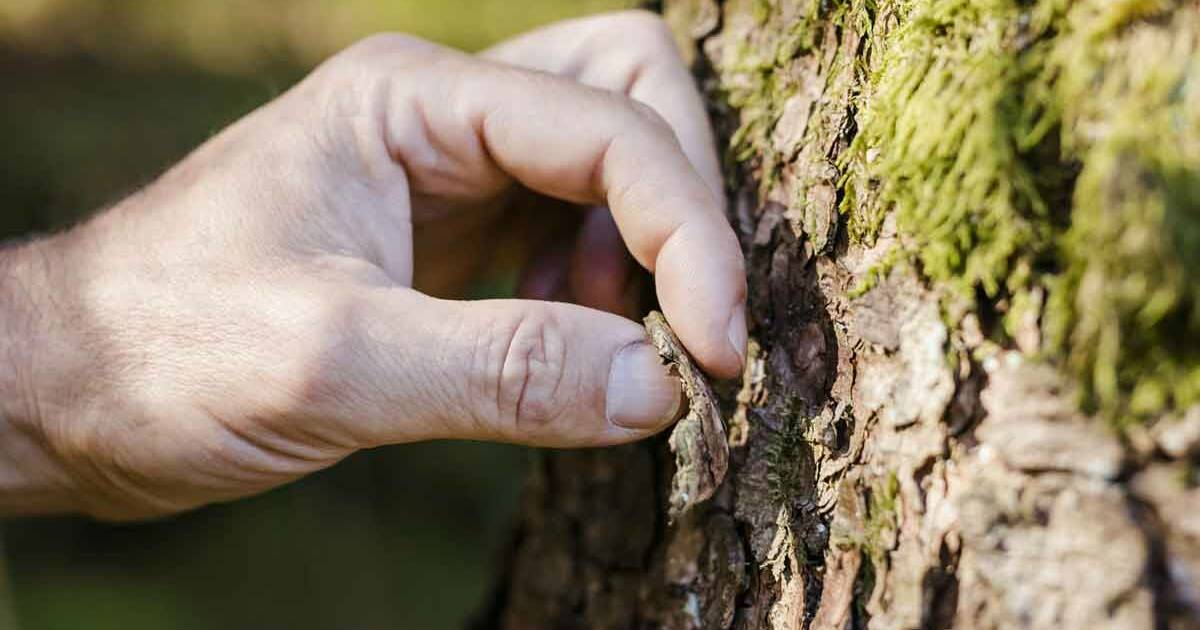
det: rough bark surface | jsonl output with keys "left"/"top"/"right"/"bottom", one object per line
{"left": 478, "top": 1, "right": 1200, "bottom": 629}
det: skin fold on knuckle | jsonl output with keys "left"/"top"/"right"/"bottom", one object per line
{"left": 309, "top": 32, "right": 451, "bottom": 142}
{"left": 472, "top": 309, "right": 572, "bottom": 441}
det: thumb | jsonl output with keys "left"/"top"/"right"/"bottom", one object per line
{"left": 318, "top": 288, "right": 683, "bottom": 448}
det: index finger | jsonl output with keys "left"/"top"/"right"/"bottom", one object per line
{"left": 480, "top": 10, "right": 725, "bottom": 201}
{"left": 378, "top": 44, "right": 746, "bottom": 377}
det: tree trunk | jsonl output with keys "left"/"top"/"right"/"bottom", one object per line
{"left": 478, "top": 0, "right": 1200, "bottom": 628}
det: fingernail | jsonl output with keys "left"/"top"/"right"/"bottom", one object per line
{"left": 728, "top": 302, "right": 748, "bottom": 369}
{"left": 607, "top": 342, "right": 682, "bottom": 430}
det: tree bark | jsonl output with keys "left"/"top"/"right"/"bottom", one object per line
{"left": 478, "top": 1, "right": 1200, "bottom": 628}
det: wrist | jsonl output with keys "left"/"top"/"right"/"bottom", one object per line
{"left": 0, "top": 237, "right": 80, "bottom": 514}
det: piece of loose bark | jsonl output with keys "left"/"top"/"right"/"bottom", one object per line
{"left": 644, "top": 311, "right": 730, "bottom": 520}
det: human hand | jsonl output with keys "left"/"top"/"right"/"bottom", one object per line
{"left": 0, "top": 11, "right": 746, "bottom": 519}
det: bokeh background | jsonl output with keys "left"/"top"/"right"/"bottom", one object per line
{"left": 0, "top": 1, "right": 633, "bottom": 628}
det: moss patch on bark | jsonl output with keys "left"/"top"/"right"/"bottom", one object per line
{"left": 720, "top": 0, "right": 1200, "bottom": 423}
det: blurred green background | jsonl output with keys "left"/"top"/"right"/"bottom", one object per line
{"left": 0, "top": 1, "right": 632, "bottom": 628}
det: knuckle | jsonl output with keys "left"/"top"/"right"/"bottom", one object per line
{"left": 583, "top": 11, "right": 678, "bottom": 68}
{"left": 629, "top": 99, "right": 676, "bottom": 139}
{"left": 339, "top": 32, "right": 431, "bottom": 63}
{"left": 316, "top": 33, "right": 440, "bottom": 91}
{"left": 476, "top": 310, "right": 570, "bottom": 433}
{"left": 606, "top": 9, "right": 674, "bottom": 42}
{"left": 603, "top": 10, "right": 679, "bottom": 59}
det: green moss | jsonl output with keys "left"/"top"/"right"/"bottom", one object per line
{"left": 839, "top": 473, "right": 887, "bottom": 628}
{"left": 721, "top": 38, "right": 798, "bottom": 194}
{"left": 1039, "top": 1, "right": 1200, "bottom": 420}
{"left": 847, "top": 248, "right": 905, "bottom": 298}
{"left": 842, "top": 0, "right": 1068, "bottom": 298}
{"left": 838, "top": 0, "right": 1200, "bottom": 423}
{"left": 715, "top": 13, "right": 803, "bottom": 193}
{"left": 827, "top": 470, "right": 900, "bottom": 560}
{"left": 861, "top": 471, "right": 899, "bottom": 559}
{"left": 764, "top": 403, "right": 817, "bottom": 505}
{"left": 712, "top": 0, "right": 1199, "bottom": 423}
{"left": 715, "top": 0, "right": 867, "bottom": 195}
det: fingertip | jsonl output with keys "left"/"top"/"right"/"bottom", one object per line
{"left": 708, "top": 345, "right": 746, "bottom": 381}
{"left": 652, "top": 226, "right": 747, "bottom": 380}
{"left": 654, "top": 302, "right": 745, "bottom": 381}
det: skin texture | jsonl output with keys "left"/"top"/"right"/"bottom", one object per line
{"left": 0, "top": 10, "right": 746, "bottom": 520}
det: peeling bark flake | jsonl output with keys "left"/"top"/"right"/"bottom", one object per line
{"left": 645, "top": 311, "right": 730, "bottom": 520}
